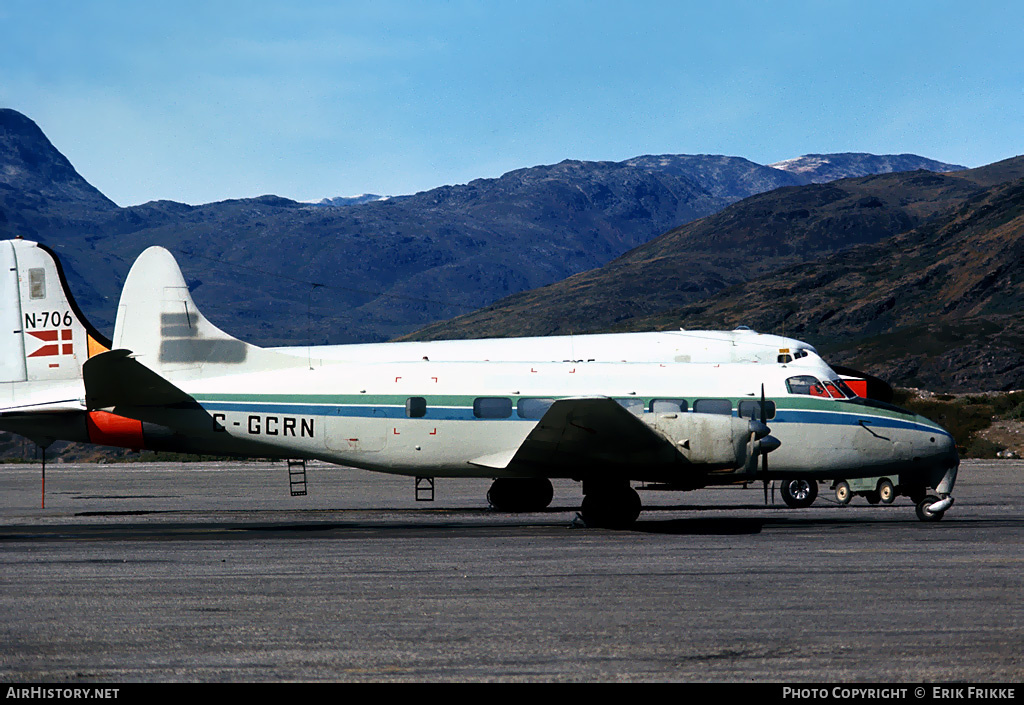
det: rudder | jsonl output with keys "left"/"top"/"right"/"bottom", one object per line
{"left": 0, "top": 238, "right": 110, "bottom": 384}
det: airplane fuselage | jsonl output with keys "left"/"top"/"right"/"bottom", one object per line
{"left": 104, "top": 358, "right": 957, "bottom": 497}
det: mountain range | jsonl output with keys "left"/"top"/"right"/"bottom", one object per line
{"left": 409, "top": 156, "right": 1024, "bottom": 391}
{"left": 0, "top": 108, "right": 965, "bottom": 349}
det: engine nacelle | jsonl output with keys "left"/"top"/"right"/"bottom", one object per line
{"left": 647, "top": 411, "right": 769, "bottom": 473}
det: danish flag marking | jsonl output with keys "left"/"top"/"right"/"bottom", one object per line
{"left": 28, "top": 329, "right": 73, "bottom": 358}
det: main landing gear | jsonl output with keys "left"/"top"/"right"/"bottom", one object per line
{"left": 580, "top": 480, "right": 642, "bottom": 529}
{"left": 486, "top": 477, "right": 554, "bottom": 513}
{"left": 488, "top": 477, "right": 642, "bottom": 529}
{"left": 779, "top": 478, "right": 818, "bottom": 508}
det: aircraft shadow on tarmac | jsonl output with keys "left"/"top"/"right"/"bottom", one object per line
{"left": 632, "top": 517, "right": 765, "bottom": 535}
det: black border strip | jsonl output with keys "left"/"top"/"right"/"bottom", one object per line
{"left": 35, "top": 242, "right": 113, "bottom": 350}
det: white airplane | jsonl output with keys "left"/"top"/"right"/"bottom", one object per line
{"left": 0, "top": 238, "right": 959, "bottom": 525}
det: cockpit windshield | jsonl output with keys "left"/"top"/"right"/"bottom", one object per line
{"left": 786, "top": 375, "right": 823, "bottom": 396}
{"left": 832, "top": 378, "right": 858, "bottom": 398}
{"left": 786, "top": 375, "right": 852, "bottom": 399}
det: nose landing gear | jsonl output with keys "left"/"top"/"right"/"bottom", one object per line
{"left": 915, "top": 494, "right": 954, "bottom": 522}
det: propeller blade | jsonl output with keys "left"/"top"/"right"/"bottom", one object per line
{"left": 761, "top": 384, "right": 769, "bottom": 504}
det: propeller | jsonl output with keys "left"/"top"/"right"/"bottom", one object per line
{"left": 761, "top": 384, "right": 769, "bottom": 504}
{"left": 754, "top": 384, "right": 782, "bottom": 504}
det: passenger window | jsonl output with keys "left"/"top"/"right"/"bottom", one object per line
{"left": 786, "top": 375, "right": 825, "bottom": 396}
{"left": 517, "top": 398, "right": 554, "bottom": 419}
{"left": 650, "top": 398, "right": 687, "bottom": 414}
{"left": 614, "top": 398, "right": 645, "bottom": 415}
{"left": 474, "top": 397, "right": 512, "bottom": 419}
{"left": 693, "top": 399, "right": 732, "bottom": 415}
{"left": 406, "top": 397, "right": 427, "bottom": 418}
{"left": 738, "top": 400, "right": 777, "bottom": 420}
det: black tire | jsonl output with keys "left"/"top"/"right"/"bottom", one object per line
{"left": 834, "top": 481, "right": 852, "bottom": 505}
{"left": 916, "top": 494, "right": 945, "bottom": 522}
{"left": 487, "top": 477, "right": 554, "bottom": 512}
{"left": 780, "top": 478, "right": 818, "bottom": 508}
{"left": 581, "top": 486, "right": 642, "bottom": 529}
{"left": 878, "top": 479, "right": 896, "bottom": 505}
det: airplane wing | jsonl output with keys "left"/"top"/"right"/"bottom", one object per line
{"left": 469, "top": 397, "right": 681, "bottom": 474}
{"left": 83, "top": 349, "right": 196, "bottom": 410}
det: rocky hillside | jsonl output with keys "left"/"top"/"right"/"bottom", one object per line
{"left": 0, "top": 108, "right": 965, "bottom": 346}
{"left": 632, "top": 172, "right": 1024, "bottom": 392}
{"left": 409, "top": 157, "right": 1024, "bottom": 392}
{"left": 408, "top": 160, "right": 1016, "bottom": 342}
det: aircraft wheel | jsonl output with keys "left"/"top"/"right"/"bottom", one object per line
{"left": 834, "top": 481, "right": 852, "bottom": 505}
{"left": 915, "top": 494, "right": 945, "bottom": 522}
{"left": 878, "top": 479, "right": 896, "bottom": 505}
{"left": 487, "top": 477, "right": 554, "bottom": 512}
{"left": 779, "top": 478, "right": 818, "bottom": 508}
{"left": 581, "top": 486, "right": 641, "bottom": 529}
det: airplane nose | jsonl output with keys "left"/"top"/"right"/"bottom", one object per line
{"left": 937, "top": 430, "right": 957, "bottom": 462}
{"left": 925, "top": 428, "right": 957, "bottom": 463}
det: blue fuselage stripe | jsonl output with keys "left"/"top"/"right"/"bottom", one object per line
{"left": 199, "top": 400, "right": 950, "bottom": 437}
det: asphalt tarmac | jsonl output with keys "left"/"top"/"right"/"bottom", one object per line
{"left": 1, "top": 459, "right": 1021, "bottom": 683}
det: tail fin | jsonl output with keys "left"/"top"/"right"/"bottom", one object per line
{"left": 112, "top": 246, "right": 299, "bottom": 379}
{"left": 0, "top": 238, "right": 110, "bottom": 384}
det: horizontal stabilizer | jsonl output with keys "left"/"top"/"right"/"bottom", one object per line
{"left": 0, "top": 399, "right": 86, "bottom": 416}
{"left": 83, "top": 349, "right": 195, "bottom": 410}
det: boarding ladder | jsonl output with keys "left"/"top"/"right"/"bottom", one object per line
{"left": 288, "top": 459, "right": 308, "bottom": 497}
{"left": 415, "top": 476, "right": 435, "bottom": 501}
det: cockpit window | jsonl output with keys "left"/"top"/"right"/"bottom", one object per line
{"left": 833, "top": 379, "right": 858, "bottom": 398}
{"left": 786, "top": 375, "right": 826, "bottom": 396}
{"left": 823, "top": 382, "right": 845, "bottom": 399}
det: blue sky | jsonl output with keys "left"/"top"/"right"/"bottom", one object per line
{"left": 2, "top": 0, "right": 1021, "bottom": 206}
